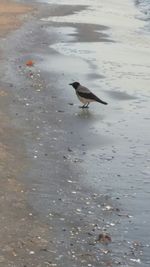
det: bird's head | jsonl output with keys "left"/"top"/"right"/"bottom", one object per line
{"left": 69, "top": 82, "right": 80, "bottom": 90}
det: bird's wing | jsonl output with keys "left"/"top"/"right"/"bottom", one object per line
{"left": 77, "top": 85, "right": 91, "bottom": 94}
{"left": 77, "top": 85, "right": 100, "bottom": 101}
{"left": 77, "top": 91, "right": 101, "bottom": 101}
{"left": 77, "top": 85, "right": 108, "bottom": 105}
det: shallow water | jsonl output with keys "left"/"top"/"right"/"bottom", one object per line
{"left": 38, "top": 1, "right": 150, "bottom": 265}
{"left": 14, "top": 0, "right": 150, "bottom": 266}
{"left": 40, "top": 0, "right": 150, "bottom": 107}
{"left": 134, "top": 0, "right": 150, "bottom": 19}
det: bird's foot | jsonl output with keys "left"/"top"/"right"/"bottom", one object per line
{"left": 79, "top": 105, "right": 89, "bottom": 109}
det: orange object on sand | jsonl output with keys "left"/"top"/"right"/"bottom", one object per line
{"left": 26, "top": 60, "right": 34, "bottom": 67}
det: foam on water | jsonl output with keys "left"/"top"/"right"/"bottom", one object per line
{"left": 135, "top": 0, "right": 150, "bottom": 17}
{"left": 50, "top": 41, "right": 150, "bottom": 95}
{"left": 42, "top": 0, "right": 143, "bottom": 32}
{"left": 40, "top": 0, "right": 150, "bottom": 105}
{"left": 40, "top": 0, "right": 150, "bottom": 31}
{"left": 42, "top": 0, "right": 150, "bottom": 48}
{"left": 41, "top": 0, "right": 150, "bottom": 98}
{"left": 134, "top": 0, "right": 150, "bottom": 32}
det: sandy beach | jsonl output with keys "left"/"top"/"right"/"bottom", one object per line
{"left": 0, "top": 0, "right": 33, "bottom": 36}
{"left": 0, "top": 1, "right": 52, "bottom": 266}
{"left": 0, "top": 0, "right": 150, "bottom": 266}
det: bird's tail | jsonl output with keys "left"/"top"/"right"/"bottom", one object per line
{"left": 97, "top": 99, "right": 108, "bottom": 105}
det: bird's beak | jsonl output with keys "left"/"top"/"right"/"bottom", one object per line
{"left": 69, "top": 83, "right": 73, "bottom": 86}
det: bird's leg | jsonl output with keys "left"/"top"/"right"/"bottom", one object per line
{"left": 85, "top": 102, "right": 89, "bottom": 108}
{"left": 82, "top": 103, "right": 89, "bottom": 108}
{"left": 79, "top": 103, "right": 89, "bottom": 108}
{"left": 79, "top": 104, "right": 86, "bottom": 108}
{"left": 83, "top": 104, "right": 89, "bottom": 108}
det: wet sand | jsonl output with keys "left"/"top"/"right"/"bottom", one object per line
{"left": 0, "top": 0, "right": 33, "bottom": 37}
{"left": 0, "top": 1, "right": 54, "bottom": 266}
{"left": 0, "top": 0, "right": 150, "bottom": 266}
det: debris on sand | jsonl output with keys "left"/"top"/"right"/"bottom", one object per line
{"left": 26, "top": 60, "right": 34, "bottom": 67}
{"left": 97, "top": 233, "right": 112, "bottom": 244}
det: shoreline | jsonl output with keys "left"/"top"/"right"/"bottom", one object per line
{"left": 0, "top": 0, "right": 150, "bottom": 266}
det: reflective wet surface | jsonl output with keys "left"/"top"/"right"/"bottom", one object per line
{"left": 1, "top": 0, "right": 150, "bottom": 266}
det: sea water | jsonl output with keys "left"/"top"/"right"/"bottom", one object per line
{"left": 41, "top": 0, "right": 150, "bottom": 97}
{"left": 134, "top": 0, "right": 150, "bottom": 32}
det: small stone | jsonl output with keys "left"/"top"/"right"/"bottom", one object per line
{"left": 40, "top": 248, "right": 48, "bottom": 252}
{"left": 29, "top": 251, "right": 35, "bottom": 255}
{"left": 68, "top": 103, "right": 74, "bottom": 106}
{"left": 76, "top": 208, "right": 81, "bottom": 212}
{"left": 130, "top": 258, "right": 141, "bottom": 263}
{"left": 57, "top": 110, "right": 64, "bottom": 113}
{"left": 87, "top": 232, "right": 93, "bottom": 236}
{"left": 97, "top": 233, "right": 112, "bottom": 244}
{"left": 67, "top": 180, "right": 73, "bottom": 183}
{"left": 105, "top": 205, "right": 113, "bottom": 211}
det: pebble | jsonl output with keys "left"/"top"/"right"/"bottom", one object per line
{"left": 97, "top": 233, "right": 112, "bottom": 244}
{"left": 29, "top": 251, "right": 35, "bottom": 255}
{"left": 130, "top": 258, "right": 141, "bottom": 263}
{"left": 76, "top": 208, "right": 81, "bottom": 212}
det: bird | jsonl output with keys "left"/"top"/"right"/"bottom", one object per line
{"left": 69, "top": 82, "right": 108, "bottom": 108}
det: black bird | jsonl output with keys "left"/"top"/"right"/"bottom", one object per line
{"left": 69, "top": 82, "right": 108, "bottom": 108}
